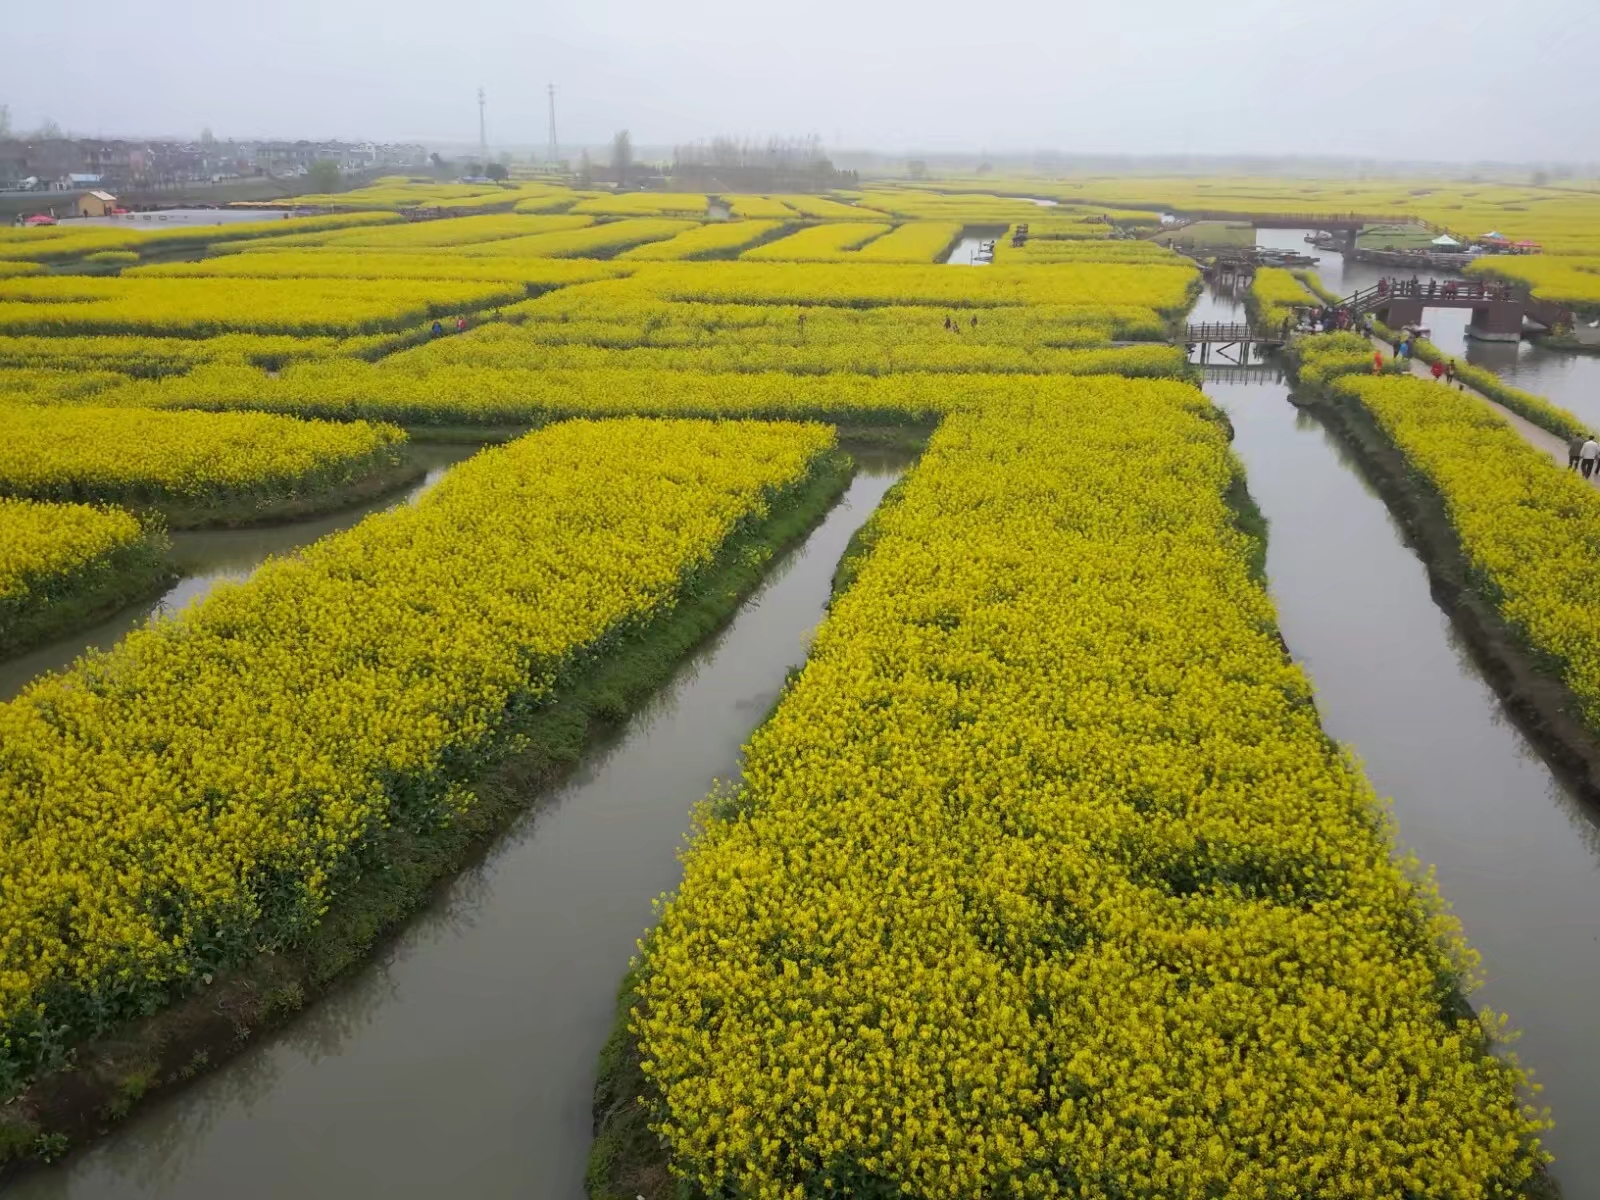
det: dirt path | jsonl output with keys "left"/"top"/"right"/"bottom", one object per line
{"left": 1367, "top": 333, "right": 1600, "bottom": 489}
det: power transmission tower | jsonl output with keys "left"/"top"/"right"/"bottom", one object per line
{"left": 547, "top": 83, "right": 559, "bottom": 165}
{"left": 477, "top": 87, "right": 488, "bottom": 174}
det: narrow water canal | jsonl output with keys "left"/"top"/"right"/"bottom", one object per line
{"left": 1254, "top": 227, "right": 1600, "bottom": 432}
{"left": 9, "top": 458, "right": 910, "bottom": 1200}
{"left": 1207, "top": 374, "right": 1600, "bottom": 1196}
{"left": 0, "top": 443, "right": 479, "bottom": 702}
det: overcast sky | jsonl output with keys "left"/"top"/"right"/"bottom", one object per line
{"left": 6, "top": 0, "right": 1597, "bottom": 162}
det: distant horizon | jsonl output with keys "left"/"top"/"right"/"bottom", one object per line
{"left": 2, "top": 126, "right": 1595, "bottom": 178}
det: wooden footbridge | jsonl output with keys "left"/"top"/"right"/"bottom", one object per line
{"left": 1184, "top": 322, "right": 1287, "bottom": 363}
{"left": 1342, "top": 278, "right": 1572, "bottom": 341}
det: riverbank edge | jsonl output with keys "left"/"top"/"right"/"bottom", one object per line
{"left": 140, "top": 446, "right": 426, "bottom": 530}
{"left": 0, "top": 533, "right": 174, "bottom": 662}
{"left": 0, "top": 451, "right": 859, "bottom": 1180}
{"left": 1291, "top": 374, "right": 1600, "bottom": 809}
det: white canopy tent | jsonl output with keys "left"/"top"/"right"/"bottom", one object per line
{"left": 1431, "top": 234, "right": 1462, "bottom": 248}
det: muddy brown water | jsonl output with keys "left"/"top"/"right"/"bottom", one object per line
{"left": 0, "top": 443, "right": 479, "bottom": 702}
{"left": 6, "top": 457, "right": 910, "bottom": 1200}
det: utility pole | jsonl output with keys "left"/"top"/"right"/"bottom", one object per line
{"left": 477, "top": 87, "right": 488, "bottom": 175}
{"left": 547, "top": 83, "right": 559, "bottom": 165}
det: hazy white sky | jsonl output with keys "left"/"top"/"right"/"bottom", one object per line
{"left": 6, "top": 0, "right": 1597, "bottom": 160}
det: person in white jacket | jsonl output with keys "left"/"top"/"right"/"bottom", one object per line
{"left": 1581, "top": 436, "right": 1600, "bottom": 480}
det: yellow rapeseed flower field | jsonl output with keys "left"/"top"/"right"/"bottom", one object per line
{"left": 0, "top": 497, "right": 167, "bottom": 655}
{"left": 634, "top": 376, "right": 1548, "bottom": 1197}
{"left": 1334, "top": 373, "right": 1600, "bottom": 729}
{"left": 0, "top": 417, "right": 834, "bottom": 1089}
{"left": 0, "top": 404, "right": 406, "bottom": 513}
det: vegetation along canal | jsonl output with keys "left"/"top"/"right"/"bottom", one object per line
{"left": 8, "top": 457, "right": 911, "bottom": 1200}
{"left": 0, "top": 443, "right": 478, "bottom": 702}
{"left": 1205, "top": 367, "right": 1600, "bottom": 1195}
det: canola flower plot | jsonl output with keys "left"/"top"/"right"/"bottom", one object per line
{"left": 98, "top": 353, "right": 1184, "bottom": 425}
{"left": 741, "top": 222, "right": 893, "bottom": 260}
{"left": 214, "top": 212, "right": 595, "bottom": 253}
{"left": 0, "top": 497, "right": 168, "bottom": 657}
{"left": 1249, "top": 266, "right": 1314, "bottom": 330}
{"left": 0, "top": 404, "right": 407, "bottom": 521}
{"left": 853, "top": 221, "right": 965, "bottom": 263}
{"left": 449, "top": 218, "right": 698, "bottom": 259}
{"left": 632, "top": 376, "right": 1548, "bottom": 1199}
{"left": 572, "top": 193, "right": 711, "bottom": 217}
{"left": 617, "top": 220, "right": 788, "bottom": 261}
{"left": 631, "top": 260, "right": 1198, "bottom": 314}
{"left": 0, "top": 417, "right": 835, "bottom": 1091}
{"left": 1330, "top": 372, "right": 1600, "bottom": 730}
{"left": 0, "top": 276, "right": 526, "bottom": 336}
{"left": 726, "top": 196, "right": 798, "bottom": 220}
{"left": 0, "top": 211, "right": 404, "bottom": 263}
{"left": 129, "top": 252, "right": 630, "bottom": 287}
{"left": 769, "top": 195, "right": 882, "bottom": 220}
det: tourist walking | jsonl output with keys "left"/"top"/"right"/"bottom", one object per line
{"left": 1373, "top": 350, "right": 1385, "bottom": 374}
{"left": 1582, "top": 437, "right": 1600, "bottom": 479}
{"left": 1446, "top": 359, "right": 1458, "bottom": 386}
{"left": 1431, "top": 360, "right": 1445, "bottom": 381}
{"left": 1568, "top": 435, "right": 1586, "bottom": 471}
{"left": 431, "top": 319, "right": 444, "bottom": 338}
{"left": 456, "top": 315, "right": 467, "bottom": 333}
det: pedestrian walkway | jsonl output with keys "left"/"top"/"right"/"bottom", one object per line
{"left": 1367, "top": 335, "right": 1600, "bottom": 491}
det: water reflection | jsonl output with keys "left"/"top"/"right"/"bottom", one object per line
{"left": 10, "top": 458, "right": 913, "bottom": 1200}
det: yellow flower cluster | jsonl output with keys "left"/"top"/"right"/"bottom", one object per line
{"left": 446, "top": 218, "right": 697, "bottom": 259}
{"left": 617, "top": 220, "right": 787, "bottom": 261}
{"left": 768, "top": 194, "right": 880, "bottom": 220}
{"left": 572, "top": 193, "right": 710, "bottom": 217}
{"left": 634, "top": 376, "right": 1548, "bottom": 1198}
{"left": 630, "top": 259, "right": 1197, "bottom": 314}
{"left": 0, "top": 332, "right": 348, "bottom": 375}
{"left": 0, "top": 403, "right": 405, "bottom": 514}
{"left": 0, "top": 417, "right": 833, "bottom": 1087}
{"left": 0, "top": 276, "right": 524, "bottom": 336}
{"left": 130, "top": 251, "right": 627, "bottom": 287}
{"left": 726, "top": 196, "right": 798, "bottom": 219}
{"left": 1468, "top": 255, "right": 1600, "bottom": 313}
{"left": 853, "top": 222, "right": 965, "bottom": 263}
{"left": 214, "top": 212, "right": 594, "bottom": 252}
{"left": 1334, "top": 373, "right": 1600, "bottom": 728}
{"left": 0, "top": 211, "right": 402, "bottom": 263}
{"left": 0, "top": 497, "right": 152, "bottom": 612}
{"left": 1250, "top": 266, "right": 1314, "bottom": 329}
{"left": 101, "top": 356, "right": 1179, "bottom": 425}
{"left": 742, "top": 223, "right": 894, "bottom": 260}
{"left": 0, "top": 497, "right": 165, "bottom": 655}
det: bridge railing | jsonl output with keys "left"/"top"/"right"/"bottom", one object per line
{"left": 1185, "top": 322, "right": 1284, "bottom": 343}
{"left": 1343, "top": 278, "right": 1526, "bottom": 312}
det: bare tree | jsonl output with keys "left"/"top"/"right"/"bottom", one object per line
{"left": 611, "top": 130, "right": 632, "bottom": 186}
{"left": 36, "top": 118, "right": 62, "bottom": 140}
{"left": 0, "top": 105, "right": 10, "bottom": 139}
